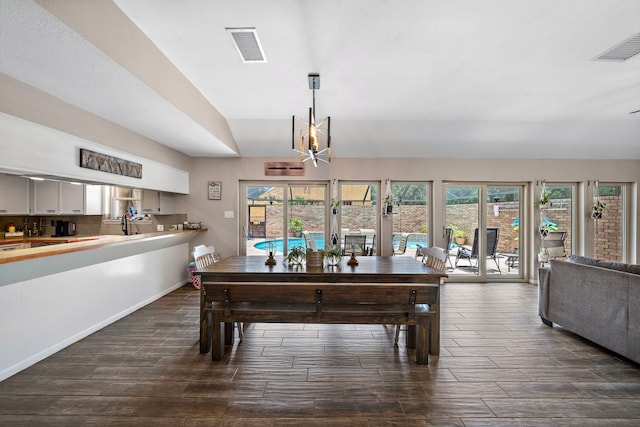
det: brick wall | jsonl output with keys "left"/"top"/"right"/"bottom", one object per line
{"left": 594, "top": 195, "right": 622, "bottom": 261}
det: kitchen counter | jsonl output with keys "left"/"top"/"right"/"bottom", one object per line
{"left": 0, "top": 228, "right": 205, "bottom": 381}
{"left": 0, "top": 230, "right": 204, "bottom": 265}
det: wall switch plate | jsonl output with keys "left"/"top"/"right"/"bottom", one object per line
{"left": 224, "top": 211, "right": 234, "bottom": 219}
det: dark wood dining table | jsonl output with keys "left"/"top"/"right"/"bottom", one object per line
{"left": 198, "top": 255, "right": 446, "bottom": 362}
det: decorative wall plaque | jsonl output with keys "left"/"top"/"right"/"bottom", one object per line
{"left": 80, "top": 148, "right": 142, "bottom": 178}
{"left": 208, "top": 181, "right": 222, "bottom": 200}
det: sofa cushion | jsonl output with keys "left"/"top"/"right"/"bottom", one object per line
{"left": 567, "top": 254, "right": 598, "bottom": 266}
{"left": 628, "top": 264, "right": 640, "bottom": 275}
{"left": 567, "top": 254, "right": 639, "bottom": 275}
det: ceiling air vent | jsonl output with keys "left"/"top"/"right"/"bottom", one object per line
{"left": 226, "top": 27, "right": 267, "bottom": 63}
{"left": 594, "top": 32, "right": 640, "bottom": 61}
{"left": 264, "top": 162, "right": 305, "bottom": 176}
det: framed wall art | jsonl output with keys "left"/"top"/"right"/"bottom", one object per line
{"left": 208, "top": 181, "right": 222, "bottom": 200}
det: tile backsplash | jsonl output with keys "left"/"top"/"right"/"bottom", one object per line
{"left": 1, "top": 214, "right": 188, "bottom": 238}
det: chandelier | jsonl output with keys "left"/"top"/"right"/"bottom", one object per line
{"left": 292, "top": 73, "right": 331, "bottom": 166}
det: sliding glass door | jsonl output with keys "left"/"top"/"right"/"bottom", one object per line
{"left": 339, "top": 182, "right": 379, "bottom": 255}
{"left": 242, "top": 182, "right": 327, "bottom": 256}
{"left": 390, "top": 182, "right": 431, "bottom": 256}
{"left": 444, "top": 183, "right": 524, "bottom": 280}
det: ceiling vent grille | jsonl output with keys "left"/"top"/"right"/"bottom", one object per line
{"left": 226, "top": 27, "right": 267, "bottom": 63}
{"left": 594, "top": 32, "right": 640, "bottom": 61}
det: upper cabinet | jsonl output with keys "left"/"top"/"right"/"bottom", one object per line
{"left": 59, "top": 182, "right": 85, "bottom": 214}
{"left": 33, "top": 181, "right": 102, "bottom": 215}
{"left": 32, "top": 180, "right": 60, "bottom": 215}
{"left": 142, "top": 190, "right": 175, "bottom": 214}
{"left": 0, "top": 174, "right": 30, "bottom": 215}
{"left": 84, "top": 185, "right": 104, "bottom": 215}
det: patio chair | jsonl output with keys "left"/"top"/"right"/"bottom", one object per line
{"left": 343, "top": 235, "right": 367, "bottom": 256}
{"left": 443, "top": 227, "right": 454, "bottom": 270}
{"left": 455, "top": 227, "right": 501, "bottom": 273}
{"left": 360, "top": 229, "right": 376, "bottom": 255}
{"left": 392, "top": 233, "right": 410, "bottom": 256}
{"left": 542, "top": 231, "right": 567, "bottom": 259}
{"left": 302, "top": 231, "right": 317, "bottom": 251}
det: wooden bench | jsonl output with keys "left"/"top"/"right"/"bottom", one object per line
{"left": 200, "top": 282, "right": 439, "bottom": 364}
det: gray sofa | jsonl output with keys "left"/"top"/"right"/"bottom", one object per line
{"left": 538, "top": 255, "right": 640, "bottom": 364}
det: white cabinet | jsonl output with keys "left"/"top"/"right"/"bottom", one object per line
{"left": 84, "top": 185, "right": 104, "bottom": 215}
{"left": 59, "top": 182, "right": 85, "bottom": 214}
{"left": 33, "top": 181, "right": 92, "bottom": 215}
{"left": 32, "top": 180, "right": 59, "bottom": 215}
{"left": 141, "top": 189, "right": 160, "bottom": 214}
{"left": 142, "top": 190, "right": 175, "bottom": 214}
{"left": 159, "top": 192, "right": 175, "bottom": 214}
{"left": 0, "top": 174, "right": 30, "bottom": 215}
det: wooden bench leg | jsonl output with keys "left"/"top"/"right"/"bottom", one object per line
{"left": 430, "top": 306, "right": 440, "bottom": 355}
{"left": 224, "top": 322, "right": 235, "bottom": 345}
{"left": 211, "top": 312, "right": 225, "bottom": 361}
{"left": 416, "top": 317, "right": 430, "bottom": 364}
{"left": 406, "top": 325, "right": 416, "bottom": 348}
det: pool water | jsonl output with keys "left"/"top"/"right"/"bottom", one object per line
{"left": 253, "top": 237, "right": 324, "bottom": 253}
{"left": 254, "top": 235, "right": 427, "bottom": 253}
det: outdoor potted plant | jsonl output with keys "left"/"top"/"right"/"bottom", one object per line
{"left": 324, "top": 246, "right": 343, "bottom": 267}
{"left": 285, "top": 245, "right": 306, "bottom": 267}
{"left": 288, "top": 217, "right": 304, "bottom": 237}
{"left": 591, "top": 200, "right": 606, "bottom": 220}
{"left": 453, "top": 229, "right": 467, "bottom": 245}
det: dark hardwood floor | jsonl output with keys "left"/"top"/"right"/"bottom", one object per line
{"left": 1, "top": 282, "right": 639, "bottom": 426}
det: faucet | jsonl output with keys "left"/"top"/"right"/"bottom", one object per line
{"left": 121, "top": 212, "right": 129, "bottom": 236}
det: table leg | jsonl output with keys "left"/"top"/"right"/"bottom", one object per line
{"left": 199, "top": 287, "right": 211, "bottom": 353}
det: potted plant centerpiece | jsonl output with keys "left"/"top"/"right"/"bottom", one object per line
{"left": 324, "top": 246, "right": 343, "bottom": 267}
{"left": 288, "top": 217, "right": 304, "bottom": 237}
{"left": 286, "top": 245, "right": 306, "bottom": 267}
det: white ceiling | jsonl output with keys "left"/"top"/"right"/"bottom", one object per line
{"left": 1, "top": 0, "right": 639, "bottom": 159}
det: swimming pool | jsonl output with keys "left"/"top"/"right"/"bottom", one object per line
{"left": 254, "top": 235, "right": 426, "bottom": 253}
{"left": 253, "top": 237, "right": 324, "bottom": 253}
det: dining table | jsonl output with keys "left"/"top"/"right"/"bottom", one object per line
{"left": 197, "top": 255, "right": 446, "bottom": 363}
